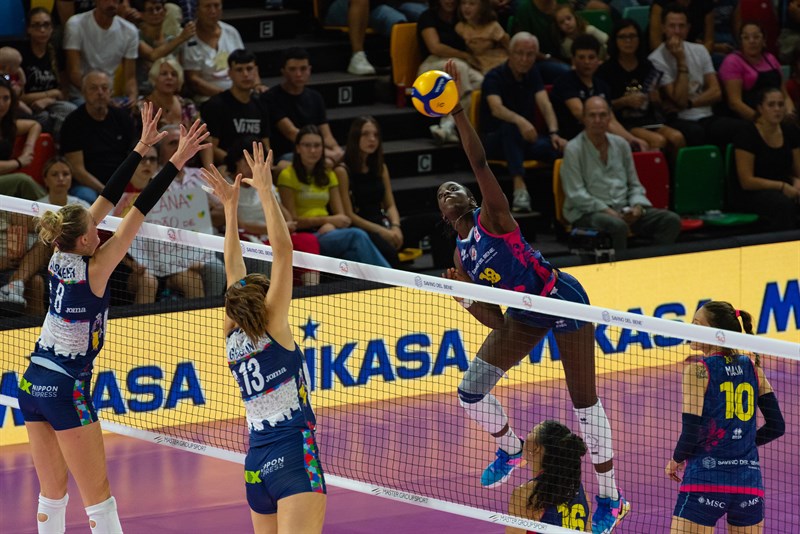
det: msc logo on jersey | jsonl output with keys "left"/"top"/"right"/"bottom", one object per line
{"left": 698, "top": 496, "right": 725, "bottom": 509}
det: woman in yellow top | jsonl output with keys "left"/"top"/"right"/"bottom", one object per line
{"left": 277, "top": 125, "right": 390, "bottom": 268}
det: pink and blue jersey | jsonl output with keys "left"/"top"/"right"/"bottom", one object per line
{"left": 532, "top": 478, "right": 589, "bottom": 531}
{"left": 226, "top": 328, "right": 316, "bottom": 448}
{"left": 456, "top": 208, "right": 556, "bottom": 295}
{"left": 30, "top": 251, "right": 110, "bottom": 381}
{"left": 681, "top": 353, "right": 763, "bottom": 496}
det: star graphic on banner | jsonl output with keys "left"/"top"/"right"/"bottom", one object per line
{"left": 301, "top": 316, "right": 320, "bottom": 341}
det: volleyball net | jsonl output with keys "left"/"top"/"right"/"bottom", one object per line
{"left": 1, "top": 196, "right": 798, "bottom": 533}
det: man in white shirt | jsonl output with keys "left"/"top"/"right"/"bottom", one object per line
{"left": 648, "top": 3, "right": 744, "bottom": 147}
{"left": 561, "top": 97, "right": 681, "bottom": 251}
{"left": 181, "top": 0, "right": 245, "bottom": 104}
{"left": 63, "top": 0, "right": 139, "bottom": 103}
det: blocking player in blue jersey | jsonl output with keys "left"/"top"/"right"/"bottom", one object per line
{"left": 201, "top": 143, "right": 326, "bottom": 534}
{"left": 666, "top": 301, "right": 785, "bottom": 533}
{"left": 436, "top": 59, "right": 628, "bottom": 534}
{"left": 507, "top": 420, "right": 591, "bottom": 533}
{"left": 17, "top": 103, "right": 209, "bottom": 534}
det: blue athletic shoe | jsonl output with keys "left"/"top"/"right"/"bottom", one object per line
{"left": 480, "top": 446, "right": 524, "bottom": 488}
{"left": 592, "top": 495, "right": 630, "bottom": 534}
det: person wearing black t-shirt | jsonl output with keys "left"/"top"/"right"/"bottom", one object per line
{"left": 200, "top": 49, "right": 270, "bottom": 169}
{"left": 263, "top": 47, "right": 343, "bottom": 166}
{"left": 60, "top": 71, "right": 135, "bottom": 205}
{"left": 733, "top": 87, "right": 800, "bottom": 230}
{"left": 551, "top": 34, "right": 648, "bottom": 147}
{"left": 597, "top": 19, "right": 685, "bottom": 161}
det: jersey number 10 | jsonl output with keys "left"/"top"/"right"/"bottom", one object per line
{"left": 720, "top": 381, "right": 755, "bottom": 422}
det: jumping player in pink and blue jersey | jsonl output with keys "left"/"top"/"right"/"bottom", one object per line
{"left": 507, "top": 420, "right": 591, "bottom": 533}
{"left": 666, "top": 301, "right": 785, "bottom": 533}
{"left": 16, "top": 103, "right": 209, "bottom": 534}
{"left": 201, "top": 143, "right": 326, "bottom": 534}
{"left": 436, "top": 59, "right": 628, "bottom": 534}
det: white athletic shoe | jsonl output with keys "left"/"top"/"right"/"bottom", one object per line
{"left": 0, "top": 281, "right": 25, "bottom": 306}
{"left": 348, "top": 52, "right": 376, "bottom": 75}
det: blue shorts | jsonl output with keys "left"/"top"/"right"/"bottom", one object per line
{"left": 673, "top": 492, "right": 764, "bottom": 527}
{"left": 506, "top": 270, "right": 589, "bottom": 333}
{"left": 18, "top": 363, "right": 97, "bottom": 430}
{"left": 245, "top": 429, "right": 326, "bottom": 515}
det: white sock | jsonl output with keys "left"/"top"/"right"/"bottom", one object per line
{"left": 38, "top": 493, "right": 68, "bottom": 534}
{"left": 596, "top": 467, "right": 619, "bottom": 501}
{"left": 461, "top": 394, "right": 521, "bottom": 454}
{"left": 85, "top": 496, "right": 123, "bottom": 534}
{"left": 498, "top": 428, "right": 522, "bottom": 455}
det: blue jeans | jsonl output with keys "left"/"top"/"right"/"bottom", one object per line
{"left": 317, "top": 227, "right": 391, "bottom": 268}
{"left": 69, "top": 185, "right": 99, "bottom": 205}
{"left": 325, "top": 0, "right": 415, "bottom": 36}
{"left": 484, "top": 122, "right": 560, "bottom": 177}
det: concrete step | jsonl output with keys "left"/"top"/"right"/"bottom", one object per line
{"left": 382, "top": 138, "right": 470, "bottom": 179}
{"left": 222, "top": 7, "right": 303, "bottom": 42}
{"left": 326, "top": 103, "right": 434, "bottom": 142}
{"left": 262, "top": 72, "right": 381, "bottom": 111}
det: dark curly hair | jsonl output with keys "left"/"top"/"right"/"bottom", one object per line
{"left": 528, "top": 420, "right": 587, "bottom": 511}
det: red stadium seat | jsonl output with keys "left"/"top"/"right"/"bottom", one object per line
{"left": 12, "top": 133, "right": 56, "bottom": 186}
{"left": 632, "top": 151, "right": 669, "bottom": 209}
{"left": 740, "top": 0, "right": 780, "bottom": 56}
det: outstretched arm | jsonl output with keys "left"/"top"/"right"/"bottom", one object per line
{"left": 244, "top": 144, "right": 294, "bottom": 349}
{"left": 443, "top": 59, "right": 516, "bottom": 234}
{"left": 201, "top": 165, "right": 246, "bottom": 287}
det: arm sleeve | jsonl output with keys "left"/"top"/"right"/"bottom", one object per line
{"left": 132, "top": 163, "right": 179, "bottom": 215}
{"left": 755, "top": 392, "right": 785, "bottom": 446}
{"left": 100, "top": 151, "right": 143, "bottom": 205}
{"left": 672, "top": 412, "right": 703, "bottom": 462}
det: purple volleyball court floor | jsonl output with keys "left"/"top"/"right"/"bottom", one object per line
{"left": 1, "top": 359, "right": 797, "bottom": 534}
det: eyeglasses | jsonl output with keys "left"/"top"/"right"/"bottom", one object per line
{"left": 142, "top": 156, "right": 158, "bottom": 164}
{"left": 30, "top": 22, "right": 52, "bottom": 30}
{"left": 298, "top": 142, "right": 323, "bottom": 149}
{"left": 617, "top": 33, "right": 638, "bottom": 40}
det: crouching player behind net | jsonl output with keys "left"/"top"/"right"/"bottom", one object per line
{"left": 666, "top": 301, "right": 785, "bottom": 533}
{"left": 201, "top": 144, "right": 326, "bottom": 534}
{"left": 437, "top": 58, "right": 628, "bottom": 534}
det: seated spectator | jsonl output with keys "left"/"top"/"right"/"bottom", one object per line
{"left": 277, "top": 125, "right": 391, "bottom": 268}
{"left": 598, "top": 19, "right": 685, "bottom": 160}
{"left": 719, "top": 22, "right": 795, "bottom": 121}
{"left": 0, "top": 173, "right": 46, "bottom": 315}
{"left": 560, "top": 97, "right": 682, "bottom": 251}
{"left": 63, "top": 0, "right": 139, "bottom": 104}
{"left": 417, "top": 0, "right": 484, "bottom": 143}
{"left": 263, "top": 48, "right": 344, "bottom": 166}
{"left": 455, "top": 0, "right": 509, "bottom": 75}
{"left": 480, "top": 32, "right": 566, "bottom": 213}
{"left": 733, "top": 88, "right": 800, "bottom": 230}
{"left": 57, "top": 0, "right": 142, "bottom": 26}
{"left": 509, "top": 0, "right": 571, "bottom": 84}
{"left": 1, "top": 76, "right": 42, "bottom": 181}
{"left": 19, "top": 8, "right": 77, "bottom": 143}
{"left": 0, "top": 47, "right": 33, "bottom": 116}
{"left": 323, "top": 0, "right": 426, "bottom": 75}
{"left": 200, "top": 49, "right": 270, "bottom": 168}
{"left": 134, "top": 0, "right": 196, "bottom": 95}
{"left": 554, "top": 5, "right": 608, "bottom": 61}
{"left": 712, "top": 0, "right": 738, "bottom": 57}
{"left": 135, "top": 57, "right": 199, "bottom": 130}
{"left": 223, "top": 136, "right": 321, "bottom": 285}
{"left": 551, "top": 34, "right": 649, "bottom": 147}
{"left": 182, "top": 0, "right": 245, "bottom": 104}
{"left": 60, "top": 71, "right": 135, "bottom": 204}
{"left": 649, "top": 0, "right": 714, "bottom": 54}
{"left": 0, "top": 157, "right": 92, "bottom": 314}
{"left": 649, "top": 3, "right": 745, "bottom": 148}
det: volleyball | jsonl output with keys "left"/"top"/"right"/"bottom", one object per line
{"left": 411, "top": 70, "right": 458, "bottom": 118}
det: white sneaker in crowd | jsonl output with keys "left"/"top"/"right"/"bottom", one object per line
{"left": 0, "top": 280, "right": 26, "bottom": 306}
{"left": 347, "top": 51, "right": 376, "bottom": 75}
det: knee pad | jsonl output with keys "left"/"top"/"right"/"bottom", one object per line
{"left": 85, "top": 496, "right": 123, "bottom": 534}
{"left": 38, "top": 493, "right": 68, "bottom": 534}
{"left": 457, "top": 357, "right": 504, "bottom": 406}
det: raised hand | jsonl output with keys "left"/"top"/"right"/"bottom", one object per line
{"left": 242, "top": 142, "right": 274, "bottom": 193}
{"left": 200, "top": 165, "right": 241, "bottom": 210}
{"left": 170, "top": 119, "right": 211, "bottom": 169}
{"left": 139, "top": 101, "right": 167, "bottom": 148}
{"left": 444, "top": 59, "right": 462, "bottom": 99}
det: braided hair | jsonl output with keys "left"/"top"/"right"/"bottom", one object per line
{"left": 528, "top": 420, "right": 587, "bottom": 511}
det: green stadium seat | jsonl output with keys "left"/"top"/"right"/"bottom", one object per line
{"left": 579, "top": 9, "right": 613, "bottom": 34}
{"left": 673, "top": 145, "right": 758, "bottom": 226}
{"left": 622, "top": 5, "right": 650, "bottom": 31}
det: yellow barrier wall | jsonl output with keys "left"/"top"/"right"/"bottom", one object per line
{"left": 1, "top": 242, "right": 797, "bottom": 445}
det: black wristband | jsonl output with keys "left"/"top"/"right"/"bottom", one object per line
{"left": 672, "top": 412, "right": 703, "bottom": 463}
{"left": 100, "top": 151, "right": 143, "bottom": 205}
{"left": 133, "top": 162, "right": 178, "bottom": 215}
{"left": 14, "top": 158, "right": 22, "bottom": 169}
